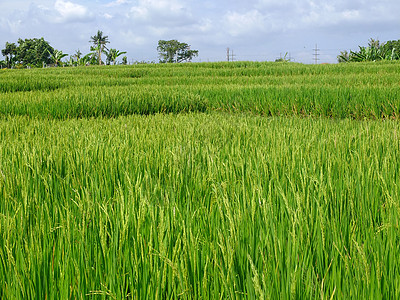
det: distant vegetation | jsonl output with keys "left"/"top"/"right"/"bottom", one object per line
{"left": 157, "top": 40, "right": 199, "bottom": 63}
{"left": 1, "top": 38, "right": 55, "bottom": 68}
{"left": 338, "top": 38, "right": 400, "bottom": 62}
{"left": 3, "top": 34, "right": 399, "bottom": 67}
{"left": 1, "top": 31, "right": 198, "bottom": 68}
{"left": 0, "top": 31, "right": 128, "bottom": 68}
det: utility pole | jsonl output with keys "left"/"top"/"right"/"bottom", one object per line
{"left": 313, "top": 44, "right": 320, "bottom": 64}
{"left": 227, "top": 48, "right": 236, "bottom": 62}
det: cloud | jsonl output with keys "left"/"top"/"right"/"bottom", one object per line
{"left": 105, "top": 0, "right": 130, "bottom": 7}
{"left": 223, "top": 10, "right": 267, "bottom": 37}
{"left": 53, "top": 0, "right": 93, "bottom": 23}
{"left": 1, "top": 0, "right": 400, "bottom": 64}
{"left": 129, "top": 0, "right": 194, "bottom": 26}
{"left": 104, "top": 13, "right": 113, "bottom": 19}
{"left": 4, "top": 1, "right": 94, "bottom": 26}
{"left": 0, "top": 17, "right": 22, "bottom": 34}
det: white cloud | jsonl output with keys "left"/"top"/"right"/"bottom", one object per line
{"left": 54, "top": 0, "right": 92, "bottom": 22}
{"left": 104, "top": 13, "right": 113, "bottom": 19}
{"left": 0, "top": 17, "right": 22, "bottom": 34}
{"left": 224, "top": 10, "right": 267, "bottom": 37}
{"left": 341, "top": 10, "right": 360, "bottom": 21}
{"left": 129, "top": 0, "right": 193, "bottom": 26}
{"left": 105, "top": 0, "right": 130, "bottom": 7}
{"left": 1, "top": 0, "right": 400, "bottom": 63}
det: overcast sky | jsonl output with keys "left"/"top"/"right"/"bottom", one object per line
{"left": 1, "top": 0, "right": 399, "bottom": 63}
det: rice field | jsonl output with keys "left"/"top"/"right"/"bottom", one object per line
{"left": 1, "top": 61, "right": 400, "bottom": 119}
{"left": 1, "top": 61, "right": 400, "bottom": 299}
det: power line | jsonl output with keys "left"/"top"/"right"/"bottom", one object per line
{"left": 313, "top": 44, "right": 320, "bottom": 64}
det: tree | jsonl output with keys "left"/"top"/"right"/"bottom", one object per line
{"left": 122, "top": 56, "right": 128, "bottom": 65}
{"left": 74, "top": 49, "right": 82, "bottom": 61}
{"left": 337, "top": 50, "right": 350, "bottom": 63}
{"left": 90, "top": 30, "right": 109, "bottom": 65}
{"left": 15, "top": 38, "right": 54, "bottom": 67}
{"left": 105, "top": 48, "right": 127, "bottom": 65}
{"left": 381, "top": 40, "right": 400, "bottom": 60}
{"left": 338, "top": 38, "right": 400, "bottom": 63}
{"left": 89, "top": 45, "right": 100, "bottom": 65}
{"left": 1, "top": 42, "right": 17, "bottom": 68}
{"left": 275, "top": 52, "right": 291, "bottom": 62}
{"left": 48, "top": 49, "right": 68, "bottom": 66}
{"left": 77, "top": 53, "right": 92, "bottom": 66}
{"left": 157, "top": 40, "right": 198, "bottom": 63}
{"left": 67, "top": 49, "right": 82, "bottom": 66}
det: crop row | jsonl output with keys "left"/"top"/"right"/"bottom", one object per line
{"left": 1, "top": 114, "right": 400, "bottom": 298}
{"left": 0, "top": 86, "right": 206, "bottom": 118}
{"left": 1, "top": 61, "right": 400, "bottom": 119}
{"left": 0, "top": 84, "right": 398, "bottom": 119}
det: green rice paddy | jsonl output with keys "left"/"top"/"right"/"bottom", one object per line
{"left": 1, "top": 61, "right": 400, "bottom": 298}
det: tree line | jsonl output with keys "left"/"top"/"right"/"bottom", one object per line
{"left": 338, "top": 38, "right": 400, "bottom": 62}
{"left": 1, "top": 30, "right": 199, "bottom": 69}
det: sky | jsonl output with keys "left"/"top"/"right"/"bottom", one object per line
{"left": 0, "top": 0, "right": 399, "bottom": 64}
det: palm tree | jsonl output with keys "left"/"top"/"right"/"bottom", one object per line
{"left": 90, "top": 30, "right": 109, "bottom": 65}
{"left": 74, "top": 49, "right": 82, "bottom": 61}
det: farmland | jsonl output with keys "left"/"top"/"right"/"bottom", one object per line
{"left": 1, "top": 61, "right": 400, "bottom": 298}
{"left": 1, "top": 61, "right": 400, "bottom": 118}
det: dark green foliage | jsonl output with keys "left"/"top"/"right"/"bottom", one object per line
{"left": 157, "top": 40, "right": 199, "bottom": 63}
{"left": 1, "top": 42, "right": 17, "bottom": 68}
{"left": 338, "top": 38, "right": 400, "bottom": 62}
{"left": 381, "top": 40, "right": 400, "bottom": 59}
{"left": 48, "top": 49, "right": 68, "bottom": 66}
{"left": 104, "top": 48, "right": 127, "bottom": 65}
{"left": 15, "top": 38, "right": 54, "bottom": 67}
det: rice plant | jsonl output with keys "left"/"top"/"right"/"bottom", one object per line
{"left": 0, "top": 114, "right": 400, "bottom": 298}
{"left": 1, "top": 61, "right": 400, "bottom": 118}
{"left": 1, "top": 61, "right": 400, "bottom": 298}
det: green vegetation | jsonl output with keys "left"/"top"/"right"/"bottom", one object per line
{"left": 13, "top": 38, "right": 54, "bottom": 68}
{"left": 105, "top": 48, "right": 127, "bottom": 66}
{"left": 90, "top": 30, "right": 110, "bottom": 66}
{"left": 1, "top": 30, "right": 127, "bottom": 68}
{"left": 157, "top": 40, "right": 199, "bottom": 63}
{"left": 1, "top": 61, "right": 400, "bottom": 119}
{"left": 1, "top": 32, "right": 197, "bottom": 68}
{"left": 338, "top": 38, "right": 400, "bottom": 62}
{"left": 1, "top": 61, "right": 400, "bottom": 298}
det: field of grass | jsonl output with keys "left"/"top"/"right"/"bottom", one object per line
{"left": 1, "top": 62, "right": 400, "bottom": 298}
{"left": 1, "top": 61, "right": 400, "bottom": 119}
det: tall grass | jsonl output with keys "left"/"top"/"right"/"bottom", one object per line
{"left": 0, "top": 86, "right": 207, "bottom": 118}
{"left": 1, "top": 114, "right": 400, "bottom": 298}
{"left": 1, "top": 61, "right": 400, "bottom": 118}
